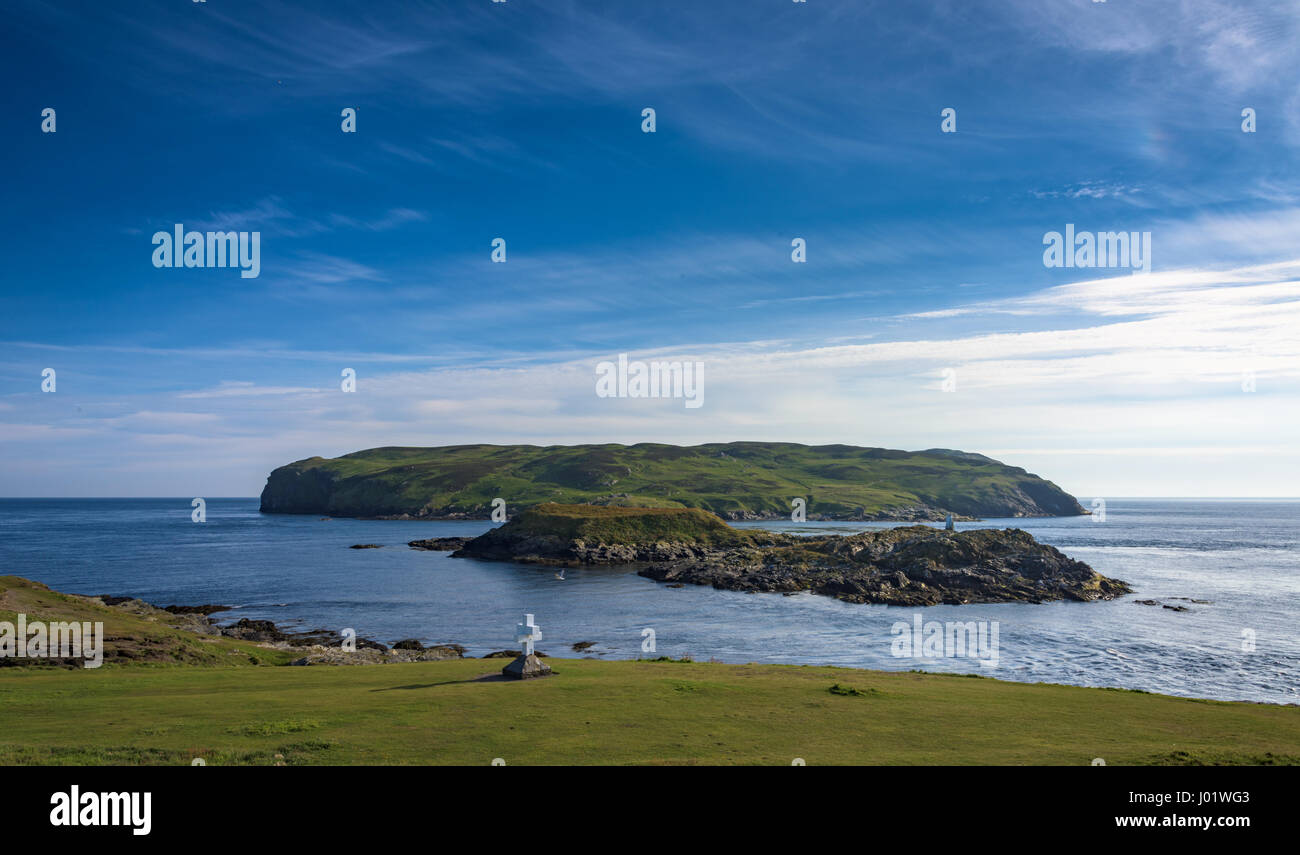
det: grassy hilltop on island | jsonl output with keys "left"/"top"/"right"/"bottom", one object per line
{"left": 260, "top": 442, "right": 1086, "bottom": 521}
{"left": 465, "top": 502, "right": 752, "bottom": 546}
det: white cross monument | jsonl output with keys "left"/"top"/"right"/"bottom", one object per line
{"left": 516, "top": 614, "right": 543, "bottom": 657}
{"left": 503, "top": 613, "right": 552, "bottom": 679}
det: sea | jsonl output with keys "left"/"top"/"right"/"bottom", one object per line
{"left": 0, "top": 498, "right": 1295, "bottom": 704}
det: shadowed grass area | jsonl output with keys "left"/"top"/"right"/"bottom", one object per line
{"left": 1, "top": 658, "right": 1297, "bottom": 766}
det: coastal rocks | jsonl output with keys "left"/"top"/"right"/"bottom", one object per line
{"left": 638, "top": 526, "right": 1131, "bottom": 606}
{"left": 452, "top": 505, "right": 1131, "bottom": 607}
{"left": 218, "top": 620, "right": 395, "bottom": 650}
{"left": 349, "top": 544, "right": 383, "bottom": 549}
{"left": 285, "top": 630, "right": 387, "bottom": 650}
{"left": 220, "top": 619, "right": 287, "bottom": 643}
{"left": 88, "top": 595, "right": 164, "bottom": 616}
{"left": 1134, "top": 597, "right": 1212, "bottom": 611}
{"left": 408, "top": 536, "right": 474, "bottom": 551}
{"left": 76, "top": 587, "right": 475, "bottom": 666}
{"left": 720, "top": 507, "right": 978, "bottom": 523}
{"left": 163, "top": 604, "right": 232, "bottom": 616}
{"left": 502, "top": 653, "right": 552, "bottom": 680}
{"left": 168, "top": 613, "right": 222, "bottom": 637}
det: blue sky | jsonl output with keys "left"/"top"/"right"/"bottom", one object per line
{"left": 3, "top": 0, "right": 1299, "bottom": 497}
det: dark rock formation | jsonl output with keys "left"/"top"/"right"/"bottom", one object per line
{"left": 451, "top": 504, "right": 1131, "bottom": 607}
{"left": 162, "top": 604, "right": 232, "bottom": 615}
{"left": 635, "top": 526, "right": 1131, "bottom": 606}
{"left": 218, "top": 620, "right": 393, "bottom": 650}
{"left": 408, "top": 536, "right": 474, "bottom": 551}
{"left": 220, "top": 618, "right": 287, "bottom": 643}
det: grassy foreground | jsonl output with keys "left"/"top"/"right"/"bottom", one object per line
{"left": 3, "top": 576, "right": 1297, "bottom": 766}
{"left": 2, "top": 658, "right": 1298, "bottom": 766}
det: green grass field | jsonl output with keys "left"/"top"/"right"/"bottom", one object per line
{"left": 3, "top": 659, "right": 1298, "bottom": 766}
{"left": 4, "top": 574, "right": 1297, "bottom": 766}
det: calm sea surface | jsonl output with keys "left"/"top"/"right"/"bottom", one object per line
{"left": 1, "top": 498, "right": 1295, "bottom": 704}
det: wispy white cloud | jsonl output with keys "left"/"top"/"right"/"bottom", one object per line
{"left": 187, "top": 196, "right": 427, "bottom": 238}
{"left": 1030, "top": 182, "right": 1145, "bottom": 202}
{"left": 178, "top": 381, "right": 324, "bottom": 399}
{"left": 5, "top": 258, "right": 1297, "bottom": 497}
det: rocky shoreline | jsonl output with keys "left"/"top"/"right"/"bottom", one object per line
{"left": 82, "top": 594, "right": 468, "bottom": 666}
{"left": 408, "top": 536, "right": 474, "bottom": 551}
{"left": 447, "top": 504, "right": 1131, "bottom": 606}
{"left": 632, "top": 527, "right": 1131, "bottom": 605}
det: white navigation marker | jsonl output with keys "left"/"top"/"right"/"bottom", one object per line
{"left": 945, "top": 513, "right": 955, "bottom": 531}
{"left": 516, "top": 614, "right": 543, "bottom": 657}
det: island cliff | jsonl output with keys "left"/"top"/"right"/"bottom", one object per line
{"left": 260, "top": 442, "right": 1087, "bottom": 521}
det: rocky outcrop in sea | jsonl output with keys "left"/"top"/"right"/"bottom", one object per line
{"left": 448, "top": 504, "right": 1131, "bottom": 606}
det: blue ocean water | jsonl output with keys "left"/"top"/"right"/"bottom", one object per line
{"left": 0, "top": 498, "right": 1295, "bottom": 704}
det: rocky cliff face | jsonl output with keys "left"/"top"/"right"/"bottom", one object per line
{"left": 259, "top": 459, "right": 338, "bottom": 514}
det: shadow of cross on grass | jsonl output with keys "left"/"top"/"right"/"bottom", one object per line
{"left": 370, "top": 672, "right": 518, "bottom": 691}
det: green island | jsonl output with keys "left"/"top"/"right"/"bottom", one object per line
{"left": 3, "top": 575, "right": 1297, "bottom": 766}
{"left": 259, "top": 442, "right": 1087, "bottom": 521}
